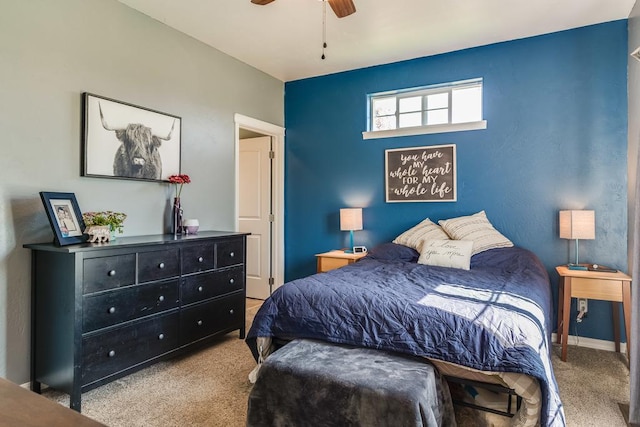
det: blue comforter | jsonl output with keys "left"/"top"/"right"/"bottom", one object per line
{"left": 246, "top": 244, "right": 565, "bottom": 426}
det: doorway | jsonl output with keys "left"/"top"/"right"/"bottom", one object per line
{"left": 234, "top": 114, "right": 284, "bottom": 300}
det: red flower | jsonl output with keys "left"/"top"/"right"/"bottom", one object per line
{"left": 168, "top": 174, "right": 191, "bottom": 198}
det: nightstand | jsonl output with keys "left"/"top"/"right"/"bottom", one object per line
{"left": 555, "top": 265, "right": 632, "bottom": 362}
{"left": 315, "top": 250, "right": 367, "bottom": 273}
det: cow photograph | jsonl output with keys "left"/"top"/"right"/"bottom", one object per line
{"left": 82, "top": 93, "right": 181, "bottom": 182}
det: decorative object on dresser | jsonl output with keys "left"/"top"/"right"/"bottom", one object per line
{"left": 82, "top": 93, "right": 182, "bottom": 182}
{"left": 168, "top": 174, "right": 191, "bottom": 236}
{"left": 82, "top": 211, "right": 127, "bottom": 241}
{"left": 183, "top": 219, "right": 199, "bottom": 235}
{"left": 85, "top": 225, "right": 111, "bottom": 243}
{"left": 24, "top": 231, "right": 248, "bottom": 412}
{"left": 39, "top": 191, "right": 87, "bottom": 246}
{"left": 339, "top": 208, "right": 363, "bottom": 253}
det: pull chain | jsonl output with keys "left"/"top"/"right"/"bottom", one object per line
{"left": 321, "top": 0, "right": 327, "bottom": 60}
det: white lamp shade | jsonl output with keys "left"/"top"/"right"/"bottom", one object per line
{"left": 559, "top": 210, "right": 595, "bottom": 240}
{"left": 340, "top": 208, "right": 363, "bottom": 231}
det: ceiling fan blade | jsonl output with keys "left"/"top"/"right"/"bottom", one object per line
{"left": 251, "top": 0, "right": 275, "bottom": 5}
{"left": 327, "top": 0, "right": 356, "bottom": 18}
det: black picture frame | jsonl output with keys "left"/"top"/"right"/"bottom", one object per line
{"left": 82, "top": 92, "right": 182, "bottom": 182}
{"left": 39, "top": 191, "right": 87, "bottom": 246}
{"left": 385, "top": 144, "right": 457, "bottom": 203}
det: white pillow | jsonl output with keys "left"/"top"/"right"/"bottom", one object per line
{"left": 438, "top": 211, "right": 513, "bottom": 256}
{"left": 418, "top": 239, "right": 474, "bottom": 270}
{"left": 393, "top": 218, "right": 450, "bottom": 251}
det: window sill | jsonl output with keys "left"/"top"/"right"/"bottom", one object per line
{"left": 362, "top": 120, "right": 487, "bottom": 140}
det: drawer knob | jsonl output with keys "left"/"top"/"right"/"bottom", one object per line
{"left": 108, "top": 350, "right": 116, "bottom": 357}
{"left": 108, "top": 270, "right": 116, "bottom": 277}
{"left": 229, "top": 252, "right": 235, "bottom": 258}
{"left": 198, "top": 286, "right": 203, "bottom": 292}
{"left": 158, "top": 295, "right": 165, "bottom": 302}
{"left": 198, "top": 256, "right": 204, "bottom": 263}
{"left": 229, "top": 278, "right": 235, "bottom": 284}
{"left": 158, "top": 262, "right": 165, "bottom": 269}
{"left": 108, "top": 306, "right": 116, "bottom": 314}
{"left": 158, "top": 333, "right": 165, "bottom": 340}
{"left": 197, "top": 320, "right": 203, "bottom": 326}
{"left": 229, "top": 309, "right": 234, "bottom": 315}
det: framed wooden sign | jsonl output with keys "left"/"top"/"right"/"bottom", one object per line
{"left": 385, "top": 144, "right": 457, "bottom": 202}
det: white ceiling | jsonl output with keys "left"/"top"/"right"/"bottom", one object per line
{"left": 118, "top": 0, "right": 635, "bottom": 82}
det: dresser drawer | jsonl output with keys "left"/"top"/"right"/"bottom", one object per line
{"left": 82, "top": 312, "right": 179, "bottom": 386}
{"left": 181, "top": 267, "right": 244, "bottom": 305}
{"left": 179, "top": 293, "right": 244, "bottom": 345}
{"left": 182, "top": 242, "right": 215, "bottom": 274}
{"left": 139, "top": 249, "right": 180, "bottom": 283}
{"left": 83, "top": 280, "right": 179, "bottom": 333}
{"left": 84, "top": 255, "right": 136, "bottom": 294}
{"left": 216, "top": 239, "right": 244, "bottom": 268}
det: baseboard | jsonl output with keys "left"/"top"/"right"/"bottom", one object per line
{"left": 551, "top": 332, "right": 628, "bottom": 353}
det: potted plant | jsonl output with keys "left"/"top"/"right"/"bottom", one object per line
{"left": 82, "top": 211, "right": 127, "bottom": 239}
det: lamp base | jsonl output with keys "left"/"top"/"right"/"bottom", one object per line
{"left": 567, "top": 263, "right": 588, "bottom": 271}
{"left": 344, "top": 230, "right": 355, "bottom": 254}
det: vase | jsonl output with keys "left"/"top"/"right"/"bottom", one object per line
{"left": 172, "top": 197, "right": 183, "bottom": 236}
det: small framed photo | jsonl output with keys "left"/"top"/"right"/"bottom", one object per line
{"left": 82, "top": 92, "right": 182, "bottom": 182}
{"left": 39, "top": 192, "right": 87, "bottom": 246}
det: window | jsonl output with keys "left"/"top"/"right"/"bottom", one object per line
{"left": 363, "top": 78, "right": 486, "bottom": 140}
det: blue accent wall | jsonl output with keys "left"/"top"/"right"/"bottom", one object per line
{"left": 284, "top": 20, "right": 628, "bottom": 342}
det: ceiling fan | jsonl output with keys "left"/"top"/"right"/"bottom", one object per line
{"left": 250, "top": 0, "right": 356, "bottom": 18}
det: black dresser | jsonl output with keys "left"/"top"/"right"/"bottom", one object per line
{"left": 24, "top": 231, "right": 248, "bottom": 412}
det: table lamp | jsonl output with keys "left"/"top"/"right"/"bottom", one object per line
{"left": 559, "top": 210, "right": 595, "bottom": 269}
{"left": 340, "top": 208, "right": 362, "bottom": 254}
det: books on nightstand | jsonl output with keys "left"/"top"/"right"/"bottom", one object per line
{"left": 567, "top": 263, "right": 617, "bottom": 273}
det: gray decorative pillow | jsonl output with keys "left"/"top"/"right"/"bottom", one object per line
{"left": 438, "top": 211, "right": 513, "bottom": 256}
{"left": 418, "top": 239, "right": 474, "bottom": 270}
{"left": 393, "top": 218, "right": 450, "bottom": 251}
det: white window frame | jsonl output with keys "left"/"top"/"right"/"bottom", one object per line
{"left": 363, "top": 78, "right": 487, "bottom": 140}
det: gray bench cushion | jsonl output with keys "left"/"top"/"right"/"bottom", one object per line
{"left": 247, "top": 339, "right": 456, "bottom": 427}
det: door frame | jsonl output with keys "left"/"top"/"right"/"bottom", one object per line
{"left": 234, "top": 113, "right": 285, "bottom": 294}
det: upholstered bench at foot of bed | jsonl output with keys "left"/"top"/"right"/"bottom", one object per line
{"left": 246, "top": 339, "right": 457, "bottom": 427}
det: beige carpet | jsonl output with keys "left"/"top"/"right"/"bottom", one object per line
{"left": 43, "top": 299, "right": 631, "bottom": 426}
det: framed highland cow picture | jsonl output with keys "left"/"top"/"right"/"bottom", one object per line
{"left": 82, "top": 92, "right": 182, "bottom": 182}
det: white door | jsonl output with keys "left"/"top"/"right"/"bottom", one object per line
{"left": 239, "top": 136, "right": 272, "bottom": 300}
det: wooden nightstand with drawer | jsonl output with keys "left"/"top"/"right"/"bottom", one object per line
{"left": 315, "top": 250, "right": 367, "bottom": 273}
{"left": 555, "top": 265, "right": 632, "bottom": 362}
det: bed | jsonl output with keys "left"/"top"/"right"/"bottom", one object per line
{"left": 246, "top": 215, "right": 565, "bottom": 427}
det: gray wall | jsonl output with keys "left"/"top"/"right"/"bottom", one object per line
{"left": 0, "top": 0, "right": 284, "bottom": 383}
